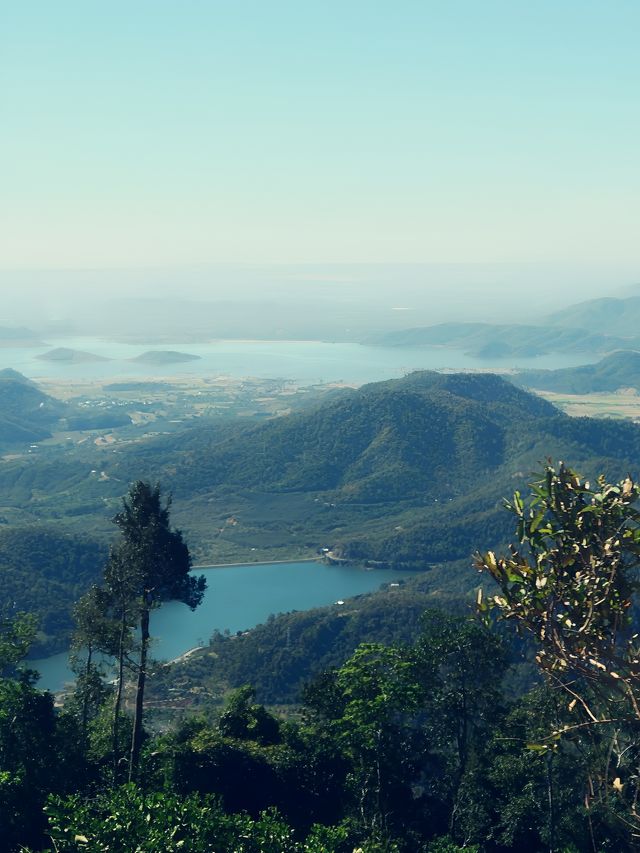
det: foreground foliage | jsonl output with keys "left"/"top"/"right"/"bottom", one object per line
{"left": 477, "top": 462, "right": 640, "bottom": 844}
{"left": 5, "top": 463, "right": 640, "bottom": 849}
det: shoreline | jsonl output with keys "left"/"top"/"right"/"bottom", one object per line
{"left": 193, "top": 557, "right": 322, "bottom": 570}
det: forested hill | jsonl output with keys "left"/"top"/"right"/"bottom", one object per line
{"left": 0, "top": 369, "right": 131, "bottom": 449}
{"left": 100, "top": 370, "right": 640, "bottom": 567}
{"left": 112, "top": 371, "right": 556, "bottom": 503}
{"left": 0, "top": 526, "right": 106, "bottom": 655}
{"left": 113, "top": 369, "right": 640, "bottom": 502}
{"left": 513, "top": 350, "right": 640, "bottom": 393}
{"left": 7, "top": 370, "right": 640, "bottom": 651}
{"left": 0, "top": 368, "right": 68, "bottom": 445}
{"left": 150, "top": 566, "right": 497, "bottom": 706}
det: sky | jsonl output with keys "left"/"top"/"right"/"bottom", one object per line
{"left": 1, "top": 1, "right": 640, "bottom": 290}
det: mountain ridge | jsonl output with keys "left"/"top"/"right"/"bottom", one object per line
{"left": 514, "top": 350, "right": 640, "bottom": 394}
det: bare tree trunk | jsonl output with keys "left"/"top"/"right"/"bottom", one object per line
{"left": 112, "top": 602, "right": 128, "bottom": 778}
{"left": 547, "top": 751, "right": 555, "bottom": 853}
{"left": 128, "top": 603, "right": 149, "bottom": 782}
{"left": 80, "top": 645, "right": 93, "bottom": 738}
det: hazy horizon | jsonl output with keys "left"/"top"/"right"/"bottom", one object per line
{"left": 3, "top": 2, "right": 639, "bottom": 276}
{"left": 0, "top": 263, "right": 638, "bottom": 336}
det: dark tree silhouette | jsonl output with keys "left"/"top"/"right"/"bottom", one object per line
{"left": 110, "top": 481, "right": 206, "bottom": 780}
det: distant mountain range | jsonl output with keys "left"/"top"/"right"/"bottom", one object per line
{"left": 0, "top": 326, "right": 46, "bottom": 347}
{"left": 544, "top": 295, "right": 640, "bottom": 338}
{"left": 43, "top": 297, "right": 430, "bottom": 344}
{"left": 11, "top": 291, "right": 640, "bottom": 356}
{"left": 366, "top": 322, "right": 638, "bottom": 358}
{"left": 514, "top": 350, "right": 640, "bottom": 394}
{"left": 365, "top": 295, "right": 640, "bottom": 359}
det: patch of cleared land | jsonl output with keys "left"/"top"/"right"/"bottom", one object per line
{"left": 535, "top": 388, "right": 640, "bottom": 421}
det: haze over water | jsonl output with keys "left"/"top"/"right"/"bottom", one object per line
{"left": 0, "top": 337, "right": 595, "bottom": 387}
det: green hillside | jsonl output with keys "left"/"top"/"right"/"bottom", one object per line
{"left": 94, "top": 371, "right": 640, "bottom": 567}
{"left": 0, "top": 525, "right": 106, "bottom": 655}
{"left": 5, "top": 369, "right": 640, "bottom": 566}
{"left": 7, "top": 369, "right": 640, "bottom": 653}
{"left": 514, "top": 349, "right": 640, "bottom": 393}
{"left": 0, "top": 369, "right": 131, "bottom": 449}
{"left": 0, "top": 368, "right": 67, "bottom": 446}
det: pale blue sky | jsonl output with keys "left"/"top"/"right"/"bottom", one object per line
{"left": 2, "top": 1, "right": 639, "bottom": 270}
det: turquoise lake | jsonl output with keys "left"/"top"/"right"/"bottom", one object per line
{"left": 0, "top": 337, "right": 595, "bottom": 386}
{"left": 32, "top": 560, "right": 416, "bottom": 693}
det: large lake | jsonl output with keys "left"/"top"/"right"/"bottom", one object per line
{"left": 32, "top": 560, "right": 416, "bottom": 693}
{"left": 1, "top": 337, "right": 594, "bottom": 386}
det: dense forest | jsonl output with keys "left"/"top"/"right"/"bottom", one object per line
{"left": 3, "top": 463, "right": 640, "bottom": 851}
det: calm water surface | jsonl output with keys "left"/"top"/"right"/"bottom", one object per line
{"left": 1, "top": 337, "right": 595, "bottom": 385}
{"left": 32, "top": 561, "right": 416, "bottom": 693}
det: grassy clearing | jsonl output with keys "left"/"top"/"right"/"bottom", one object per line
{"left": 535, "top": 388, "right": 640, "bottom": 420}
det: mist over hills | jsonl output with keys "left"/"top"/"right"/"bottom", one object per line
{"left": 366, "top": 322, "right": 638, "bottom": 358}
{"left": 7, "top": 263, "right": 616, "bottom": 343}
{"left": 30, "top": 297, "right": 433, "bottom": 344}
{"left": 364, "top": 294, "right": 640, "bottom": 360}
{"left": 514, "top": 350, "right": 640, "bottom": 394}
{"left": 0, "top": 326, "right": 46, "bottom": 346}
{"left": 545, "top": 295, "right": 640, "bottom": 337}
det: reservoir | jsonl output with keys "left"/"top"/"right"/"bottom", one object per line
{"left": 1, "top": 337, "right": 595, "bottom": 386}
{"left": 32, "top": 560, "right": 416, "bottom": 693}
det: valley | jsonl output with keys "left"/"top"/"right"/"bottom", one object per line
{"left": 5, "top": 341, "right": 640, "bottom": 662}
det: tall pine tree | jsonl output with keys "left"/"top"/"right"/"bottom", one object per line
{"left": 110, "top": 482, "right": 206, "bottom": 780}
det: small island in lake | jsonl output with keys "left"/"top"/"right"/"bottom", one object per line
{"left": 36, "top": 347, "right": 109, "bottom": 363}
{"left": 131, "top": 350, "right": 201, "bottom": 365}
